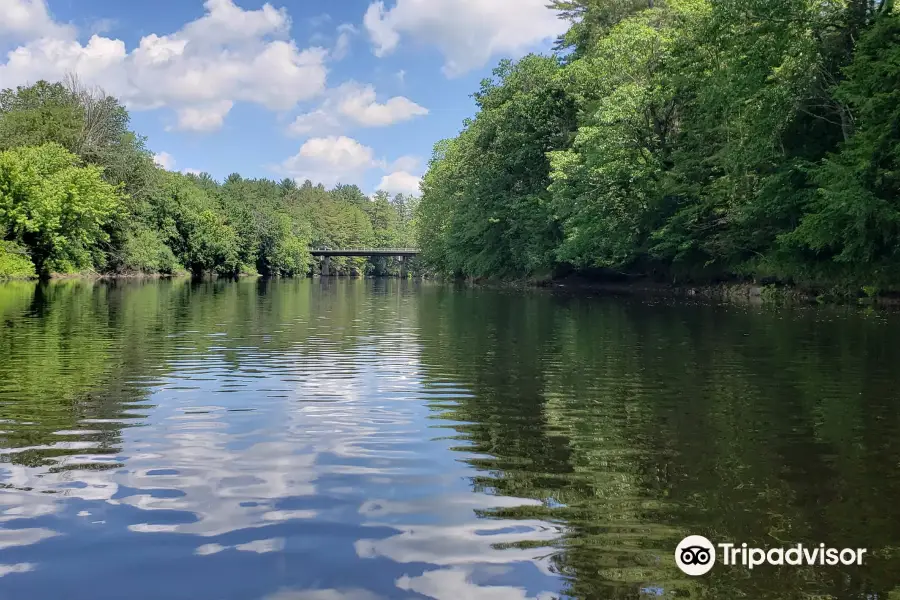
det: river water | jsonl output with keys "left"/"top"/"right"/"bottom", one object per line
{"left": 0, "top": 279, "right": 898, "bottom": 600}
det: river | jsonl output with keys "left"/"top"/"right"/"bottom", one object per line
{"left": 0, "top": 279, "right": 897, "bottom": 599}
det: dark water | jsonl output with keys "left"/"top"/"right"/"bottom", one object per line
{"left": 0, "top": 279, "right": 899, "bottom": 600}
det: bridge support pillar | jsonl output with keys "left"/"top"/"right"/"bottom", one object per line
{"left": 398, "top": 255, "right": 408, "bottom": 279}
{"left": 321, "top": 255, "right": 331, "bottom": 277}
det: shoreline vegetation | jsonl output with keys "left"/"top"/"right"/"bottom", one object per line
{"left": 0, "top": 77, "right": 420, "bottom": 284}
{"left": 7, "top": 269, "right": 897, "bottom": 308}
{"left": 3, "top": 1, "right": 899, "bottom": 308}
{"left": 415, "top": 0, "right": 900, "bottom": 303}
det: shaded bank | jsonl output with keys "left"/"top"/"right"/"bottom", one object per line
{"left": 443, "top": 272, "right": 898, "bottom": 307}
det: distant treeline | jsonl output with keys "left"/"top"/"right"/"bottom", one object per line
{"left": 0, "top": 77, "right": 418, "bottom": 280}
{"left": 416, "top": 0, "right": 899, "bottom": 292}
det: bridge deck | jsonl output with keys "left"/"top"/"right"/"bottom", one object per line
{"left": 310, "top": 248, "right": 420, "bottom": 257}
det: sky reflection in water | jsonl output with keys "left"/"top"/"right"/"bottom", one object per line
{"left": 1, "top": 279, "right": 900, "bottom": 599}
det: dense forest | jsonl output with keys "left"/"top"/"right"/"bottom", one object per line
{"left": 417, "top": 0, "right": 900, "bottom": 292}
{"left": 0, "top": 78, "right": 418, "bottom": 280}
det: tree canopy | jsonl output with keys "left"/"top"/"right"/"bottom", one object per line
{"left": 0, "top": 80, "right": 418, "bottom": 279}
{"left": 416, "top": 0, "right": 900, "bottom": 292}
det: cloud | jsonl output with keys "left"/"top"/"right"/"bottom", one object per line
{"left": 182, "top": 168, "right": 204, "bottom": 176}
{"left": 307, "top": 14, "right": 333, "bottom": 29}
{"left": 332, "top": 24, "right": 357, "bottom": 61}
{"left": 265, "top": 589, "right": 382, "bottom": 600}
{"left": 363, "top": 0, "right": 567, "bottom": 76}
{"left": 299, "top": 136, "right": 376, "bottom": 170}
{"left": 153, "top": 151, "right": 176, "bottom": 170}
{"left": 0, "top": 0, "right": 328, "bottom": 132}
{"left": 376, "top": 156, "right": 423, "bottom": 195}
{"left": 171, "top": 100, "right": 234, "bottom": 133}
{"left": 377, "top": 171, "right": 421, "bottom": 196}
{"left": 355, "top": 521, "right": 562, "bottom": 567}
{"left": 288, "top": 82, "right": 427, "bottom": 137}
{"left": 389, "top": 155, "right": 420, "bottom": 173}
{"left": 287, "top": 108, "right": 343, "bottom": 138}
{"left": 0, "top": 563, "right": 36, "bottom": 578}
{"left": 396, "top": 567, "right": 558, "bottom": 600}
{"left": 336, "top": 84, "right": 427, "bottom": 127}
{"left": 275, "top": 136, "right": 419, "bottom": 191}
{"left": 276, "top": 136, "right": 379, "bottom": 186}
{"left": 88, "top": 18, "right": 118, "bottom": 36}
{"left": 179, "top": 0, "right": 290, "bottom": 47}
{"left": 0, "top": 0, "right": 74, "bottom": 42}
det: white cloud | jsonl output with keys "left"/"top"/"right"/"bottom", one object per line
{"left": 276, "top": 136, "right": 379, "bottom": 186}
{"left": 332, "top": 24, "right": 357, "bottom": 61}
{"left": 300, "top": 136, "right": 376, "bottom": 169}
{"left": 88, "top": 18, "right": 117, "bottom": 36}
{"left": 265, "top": 589, "right": 382, "bottom": 600}
{"left": 0, "top": 0, "right": 328, "bottom": 132}
{"left": 336, "top": 83, "right": 427, "bottom": 127}
{"left": 307, "top": 14, "right": 333, "bottom": 29}
{"left": 377, "top": 155, "right": 424, "bottom": 195}
{"left": 179, "top": 0, "right": 289, "bottom": 46}
{"left": 396, "top": 567, "right": 557, "bottom": 600}
{"left": 171, "top": 100, "right": 234, "bottom": 133}
{"left": 377, "top": 171, "right": 421, "bottom": 196}
{"left": 363, "top": 0, "right": 567, "bottom": 76}
{"left": 389, "top": 155, "right": 420, "bottom": 173}
{"left": 0, "top": 563, "right": 36, "bottom": 578}
{"left": 182, "top": 168, "right": 204, "bottom": 176}
{"left": 153, "top": 151, "right": 176, "bottom": 170}
{"left": 287, "top": 82, "right": 427, "bottom": 137}
{"left": 287, "top": 108, "right": 343, "bottom": 137}
{"left": 0, "top": 0, "right": 74, "bottom": 42}
{"left": 275, "top": 136, "right": 419, "bottom": 191}
{"left": 362, "top": 4, "right": 400, "bottom": 58}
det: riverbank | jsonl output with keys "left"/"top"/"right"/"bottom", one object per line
{"left": 3, "top": 270, "right": 895, "bottom": 307}
{"left": 455, "top": 272, "right": 900, "bottom": 307}
{"left": 0, "top": 271, "right": 417, "bottom": 283}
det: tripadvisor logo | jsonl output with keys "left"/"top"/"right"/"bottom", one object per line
{"left": 676, "top": 535, "right": 716, "bottom": 576}
{"left": 675, "top": 535, "right": 867, "bottom": 576}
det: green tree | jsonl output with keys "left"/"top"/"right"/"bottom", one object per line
{"left": 0, "top": 241, "right": 36, "bottom": 279}
{"left": 418, "top": 56, "right": 578, "bottom": 278}
{"left": 786, "top": 8, "right": 900, "bottom": 285}
{"left": 549, "top": 5, "right": 686, "bottom": 269}
{"left": 418, "top": 0, "right": 898, "bottom": 291}
{"left": 0, "top": 81, "right": 82, "bottom": 153}
{"left": 147, "top": 172, "right": 240, "bottom": 277}
{"left": 0, "top": 143, "right": 122, "bottom": 275}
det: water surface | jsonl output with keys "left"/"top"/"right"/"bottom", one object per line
{"left": 0, "top": 279, "right": 898, "bottom": 599}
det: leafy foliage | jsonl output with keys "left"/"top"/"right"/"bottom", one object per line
{"left": 0, "top": 241, "right": 36, "bottom": 279}
{"left": 0, "top": 143, "right": 122, "bottom": 275}
{"left": 787, "top": 9, "right": 900, "bottom": 285}
{"left": 418, "top": 0, "right": 900, "bottom": 290}
{"left": 0, "top": 80, "right": 418, "bottom": 280}
{"left": 417, "top": 56, "right": 578, "bottom": 278}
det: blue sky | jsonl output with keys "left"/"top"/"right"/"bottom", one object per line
{"left": 0, "top": 0, "right": 567, "bottom": 195}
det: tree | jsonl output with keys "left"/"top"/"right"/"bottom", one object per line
{"left": 0, "top": 81, "right": 83, "bottom": 153}
{"left": 147, "top": 172, "right": 240, "bottom": 277}
{"left": 417, "top": 55, "right": 578, "bottom": 278}
{"left": 786, "top": 9, "right": 900, "bottom": 285}
{"left": 549, "top": 6, "right": 684, "bottom": 269}
{"left": 0, "top": 143, "right": 122, "bottom": 275}
{"left": 416, "top": 0, "right": 898, "bottom": 291}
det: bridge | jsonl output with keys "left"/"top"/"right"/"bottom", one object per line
{"left": 310, "top": 248, "right": 419, "bottom": 257}
{"left": 309, "top": 248, "right": 420, "bottom": 276}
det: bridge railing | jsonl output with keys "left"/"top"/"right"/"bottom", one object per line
{"left": 310, "top": 248, "right": 420, "bottom": 253}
